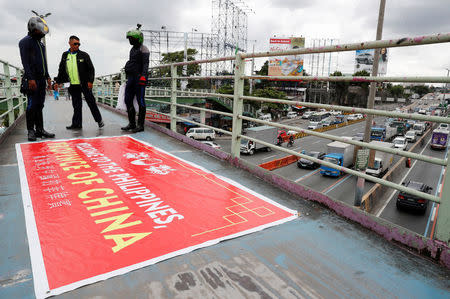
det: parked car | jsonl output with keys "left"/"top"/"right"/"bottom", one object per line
{"left": 347, "top": 114, "right": 358, "bottom": 121}
{"left": 286, "top": 111, "right": 298, "bottom": 119}
{"left": 393, "top": 136, "right": 408, "bottom": 150}
{"left": 297, "top": 151, "right": 326, "bottom": 169}
{"left": 302, "top": 111, "right": 314, "bottom": 119}
{"left": 186, "top": 128, "right": 216, "bottom": 140}
{"left": 201, "top": 141, "right": 221, "bottom": 149}
{"left": 404, "top": 130, "right": 417, "bottom": 143}
{"left": 396, "top": 181, "right": 432, "bottom": 214}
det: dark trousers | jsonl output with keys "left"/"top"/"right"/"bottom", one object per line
{"left": 26, "top": 79, "right": 46, "bottom": 131}
{"left": 68, "top": 84, "right": 102, "bottom": 127}
{"left": 124, "top": 76, "right": 146, "bottom": 126}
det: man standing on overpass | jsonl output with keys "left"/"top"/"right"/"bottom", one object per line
{"left": 18, "top": 16, "right": 55, "bottom": 141}
{"left": 121, "top": 24, "right": 149, "bottom": 133}
{"left": 54, "top": 35, "right": 104, "bottom": 130}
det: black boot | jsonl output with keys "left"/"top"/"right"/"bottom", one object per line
{"left": 132, "top": 106, "right": 146, "bottom": 133}
{"left": 35, "top": 110, "right": 55, "bottom": 138}
{"left": 28, "top": 130, "right": 37, "bottom": 141}
{"left": 121, "top": 107, "right": 136, "bottom": 131}
{"left": 35, "top": 129, "right": 55, "bottom": 138}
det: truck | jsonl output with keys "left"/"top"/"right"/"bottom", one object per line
{"left": 389, "top": 120, "right": 407, "bottom": 136}
{"left": 430, "top": 128, "right": 449, "bottom": 150}
{"left": 365, "top": 141, "right": 395, "bottom": 178}
{"left": 370, "top": 126, "right": 396, "bottom": 141}
{"left": 320, "top": 140, "right": 355, "bottom": 177}
{"left": 240, "top": 125, "right": 278, "bottom": 155}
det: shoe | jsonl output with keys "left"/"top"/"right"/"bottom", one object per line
{"left": 98, "top": 120, "right": 105, "bottom": 128}
{"left": 28, "top": 130, "right": 37, "bottom": 142}
{"left": 35, "top": 129, "right": 55, "bottom": 138}
{"left": 132, "top": 126, "right": 144, "bottom": 133}
{"left": 66, "top": 125, "right": 82, "bottom": 130}
{"left": 121, "top": 124, "right": 136, "bottom": 131}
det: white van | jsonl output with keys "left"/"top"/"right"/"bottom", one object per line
{"left": 258, "top": 114, "right": 272, "bottom": 122}
{"left": 186, "top": 128, "right": 216, "bottom": 140}
{"left": 286, "top": 111, "right": 297, "bottom": 119}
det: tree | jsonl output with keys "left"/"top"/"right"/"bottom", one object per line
{"left": 330, "top": 71, "right": 348, "bottom": 106}
{"left": 388, "top": 85, "right": 404, "bottom": 99}
{"left": 411, "top": 85, "right": 430, "bottom": 97}
{"left": 251, "top": 87, "right": 287, "bottom": 116}
{"left": 348, "top": 70, "right": 370, "bottom": 107}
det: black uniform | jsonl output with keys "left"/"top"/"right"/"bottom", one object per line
{"left": 123, "top": 43, "right": 149, "bottom": 130}
{"left": 55, "top": 50, "right": 102, "bottom": 128}
{"left": 18, "top": 34, "right": 50, "bottom": 134}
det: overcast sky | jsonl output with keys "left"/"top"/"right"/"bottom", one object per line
{"left": 1, "top": 0, "right": 449, "bottom": 83}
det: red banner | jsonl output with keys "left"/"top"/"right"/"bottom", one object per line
{"left": 146, "top": 111, "right": 170, "bottom": 123}
{"left": 16, "top": 136, "right": 297, "bottom": 298}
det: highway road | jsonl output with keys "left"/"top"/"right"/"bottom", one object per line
{"left": 211, "top": 107, "right": 443, "bottom": 236}
{"left": 377, "top": 135, "right": 448, "bottom": 237}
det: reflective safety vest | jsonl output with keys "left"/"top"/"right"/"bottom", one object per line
{"left": 66, "top": 52, "right": 80, "bottom": 85}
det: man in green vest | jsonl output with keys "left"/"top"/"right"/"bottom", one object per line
{"left": 54, "top": 35, "right": 104, "bottom": 129}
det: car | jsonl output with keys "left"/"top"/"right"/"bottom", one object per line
{"left": 301, "top": 111, "right": 314, "bottom": 119}
{"left": 201, "top": 141, "right": 222, "bottom": 149}
{"left": 438, "top": 123, "right": 449, "bottom": 130}
{"left": 347, "top": 114, "right": 359, "bottom": 121}
{"left": 286, "top": 111, "right": 298, "bottom": 119}
{"left": 297, "top": 151, "right": 326, "bottom": 169}
{"left": 307, "top": 121, "right": 323, "bottom": 130}
{"left": 396, "top": 181, "right": 432, "bottom": 213}
{"left": 405, "top": 130, "right": 417, "bottom": 143}
{"left": 352, "top": 132, "right": 365, "bottom": 141}
{"left": 356, "top": 52, "right": 374, "bottom": 64}
{"left": 393, "top": 136, "right": 408, "bottom": 150}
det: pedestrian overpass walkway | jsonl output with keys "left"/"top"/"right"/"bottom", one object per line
{"left": 1, "top": 98, "right": 449, "bottom": 298}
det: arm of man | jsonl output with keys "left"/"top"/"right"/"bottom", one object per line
{"left": 85, "top": 52, "right": 95, "bottom": 89}
{"left": 42, "top": 43, "right": 51, "bottom": 89}
{"left": 54, "top": 52, "right": 68, "bottom": 88}
{"left": 140, "top": 45, "right": 150, "bottom": 79}
{"left": 18, "top": 38, "right": 37, "bottom": 90}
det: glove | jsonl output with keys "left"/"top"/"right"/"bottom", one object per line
{"left": 138, "top": 76, "right": 146, "bottom": 86}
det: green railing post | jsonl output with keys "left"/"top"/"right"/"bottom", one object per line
{"left": 3, "top": 62, "right": 14, "bottom": 126}
{"left": 170, "top": 65, "right": 177, "bottom": 132}
{"left": 231, "top": 54, "right": 245, "bottom": 158}
{"left": 109, "top": 75, "right": 114, "bottom": 106}
{"left": 16, "top": 70, "right": 24, "bottom": 115}
{"left": 434, "top": 157, "right": 450, "bottom": 243}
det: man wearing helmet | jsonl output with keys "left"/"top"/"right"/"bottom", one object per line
{"left": 122, "top": 24, "right": 149, "bottom": 133}
{"left": 54, "top": 35, "right": 104, "bottom": 130}
{"left": 18, "top": 16, "right": 55, "bottom": 141}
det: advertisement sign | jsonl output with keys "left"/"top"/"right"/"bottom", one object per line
{"left": 16, "top": 136, "right": 297, "bottom": 298}
{"left": 268, "top": 37, "right": 305, "bottom": 76}
{"left": 354, "top": 48, "right": 388, "bottom": 75}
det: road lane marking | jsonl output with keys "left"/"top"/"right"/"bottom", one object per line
{"left": 376, "top": 136, "right": 431, "bottom": 218}
{"left": 295, "top": 169, "right": 320, "bottom": 182}
{"left": 321, "top": 174, "right": 351, "bottom": 194}
{"left": 262, "top": 154, "right": 277, "bottom": 160}
{"left": 312, "top": 140, "right": 321, "bottom": 144}
{"left": 430, "top": 207, "right": 437, "bottom": 222}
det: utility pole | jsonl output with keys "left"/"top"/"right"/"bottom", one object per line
{"left": 355, "top": 0, "right": 386, "bottom": 207}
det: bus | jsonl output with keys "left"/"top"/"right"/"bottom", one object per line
{"left": 309, "top": 111, "right": 331, "bottom": 122}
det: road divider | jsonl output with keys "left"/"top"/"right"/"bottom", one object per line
{"left": 260, "top": 118, "right": 366, "bottom": 170}
{"left": 362, "top": 127, "right": 433, "bottom": 213}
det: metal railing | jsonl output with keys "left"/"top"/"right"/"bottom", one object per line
{"left": 93, "top": 32, "right": 450, "bottom": 243}
{"left": 0, "top": 59, "right": 26, "bottom": 132}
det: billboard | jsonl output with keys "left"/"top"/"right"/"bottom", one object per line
{"left": 354, "top": 48, "right": 388, "bottom": 75}
{"left": 268, "top": 37, "right": 305, "bottom": 76}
